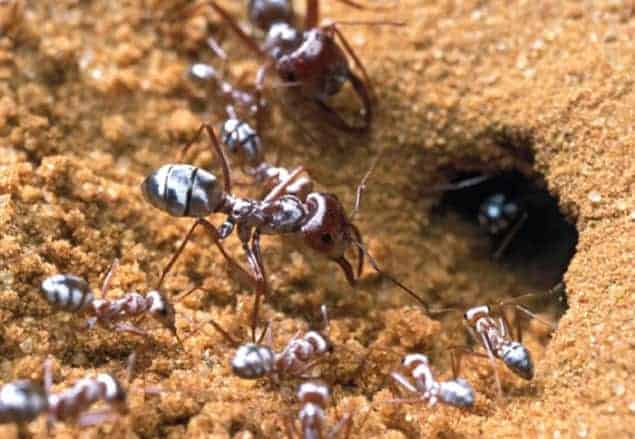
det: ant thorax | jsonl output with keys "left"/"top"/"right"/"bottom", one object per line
{"left": 265, "top": 22, "right": 302, "bottom": 59}
{"left": 227, "top": 195, "right": 308, "bottom": 235}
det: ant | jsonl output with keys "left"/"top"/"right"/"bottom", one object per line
{"left": 219, "top": 116, "right": 313, "bottom": 199}
{"left": 448, "top": 283, "right": 563, "bottom": 400}
{"left": 186, "top": 1, "right": 400, "bottom": 133}
{"left": 40, "top": 259, "right": 181, "bottom": 346}
{"left": 197, "top": 304, "right": 332, "bottom": 380}
{"left": 389, "top": 353, "right": 475, "bottom": 408}
{"left": 285, "top": 381, "right": 353, "bottom": 439}
{"left": 141, "top": 123, "right": 431, "bottom": 337}
{"left": 428, "top": 174, "right": 530, "bottom": 260}
{"left": 0, "top": 358, "right": 127, "bottom": 431}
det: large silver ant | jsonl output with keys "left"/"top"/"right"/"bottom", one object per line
{"left": 0, "top": 358, "right": 127, "bottom": 432}
{"left": 285, "top": 381, "right": 353, "bottom": 439}
{"left": 448, "top": 283, "right": 563, "bottom": 400}
{"left": 185, "top": 0, "right": 400, "bottom": 133}
{"left": 141, "top": 123, "right": 431, "bottom": 338}
{"left": 40, "top": 259, "right": 181, "bottom": 346}
{"left": 389, "top": 353, "right": 474, "bottom": 409}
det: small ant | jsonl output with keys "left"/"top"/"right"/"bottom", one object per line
{"left": 220, "top": 117, "right": 313, "bottom": 199}
{"left": 141, "top": 124, "right": 431, "bottom": 337}
{"left": 40, "top": 259, "right": 181, "bottom": 346}
{"left": 188, "top": 1, "right": 400, "bottom": 132}
{"left": 389, "top": 353, "right": 475, "bottom": 408}
{"left": 198, "top": 304, "right": 332, "bottom": 380}
{"left": 188, "top": 62, "right": 264, "bottom": 126}
{"left": 428, "top": 174, "right": 529, "bottom": 260}
{"left": 285, "top": 381, "right": 352, "bottom": 439}
{"left": 0, "top": 358, "right": 127, "bottom": 430}
{"left": 449, "top": 283, "right": 562, "bottom": 400}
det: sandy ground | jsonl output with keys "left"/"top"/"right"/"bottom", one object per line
{"left": 0, "top": 0, "right": 634, "bottom": 437}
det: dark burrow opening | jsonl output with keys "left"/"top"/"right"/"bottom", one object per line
{"left": 429, "top": 169, "right": 577, "bottom": 317}
{"left": 433, "top": 170, "right": 577, "bottom": 284}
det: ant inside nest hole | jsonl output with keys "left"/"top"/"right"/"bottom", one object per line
{"left": 420, "top": 169, "right": 578, "bottom": 381}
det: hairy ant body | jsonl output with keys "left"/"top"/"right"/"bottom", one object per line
{"left": 142, "top": 124, "right": 430, "bottom": 336}
{"left": 40, "top": 259, "right": 180, "bottom": 345}
{"left": 286, "top": 381, "right": 352, "bottom": 439}
{"left": 389, "top": 353, "right": 474, "bottom": 408}
{"left": 0, "top": 359, "right": 127, "bottom": 430}
{"left": 450, "top": 284, "right": 562, "bottom": 399}
{"left": 190, "top": 0, "right": 392, "bottom": 132}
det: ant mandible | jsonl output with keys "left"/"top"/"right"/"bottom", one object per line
{"left": 188, "top": 0, "right": 400, "bottom": 133}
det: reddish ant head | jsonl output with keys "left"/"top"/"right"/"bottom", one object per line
{"left": 300, "top": 193, "right": 363, "bottom": 286}
{"left": 276, "top": 28, "right": 350, "bottom": 99}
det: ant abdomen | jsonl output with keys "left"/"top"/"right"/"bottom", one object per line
{"left": 220, "top": 118, "right": 264, "bottom": 168}
{"left": 41, "top": 274, "right": 94, "bottom": 312}
{"left": 0, "top": 380, "right": 48, "bottom": 424}
{"left": 501, "top": 342, "right": 534, "bottom": 380}
{"left": 439, "top": 379, "right": 475, "bottom": 408}
{"left": 141, "top": 164, "right": 225, "bottom": 218}
{"left": 231, "top": 343, "right": 275, "bottom": 379}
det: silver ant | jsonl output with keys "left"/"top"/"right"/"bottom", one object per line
{"left": 0, "top": 358, "right": 127, "bottom": 432}
{"left": 286, "top": 381, "right": 353, "bottom": 439}
{"left": 389, "top": 353, "right": 474, "bottom": 408}
{"left": 185, "top": 0, "right": 400, "bottom": 133}
{"left": 141, "top": 123, "right": 432, "bottom": 338}
{"left": 198, "top": 304, "right": 332, "bottom": 381}
{"left": 427, "top": 174, "right": 529, "bottom": 260}
{"left": 449, "top": 283, "right": 563, "bottom": 400}
{"left": 40, "top": 259, "right": 181, "bottom": 346}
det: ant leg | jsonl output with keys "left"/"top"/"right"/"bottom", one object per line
{"left": 43, "top": 356, "right": 54, "bottom": 394}
{"left": 284, "top": 414, "right": 300, "bottom": 439}
{"left": 313, "top": 78, "right": 371, "bottom": 133}
{"left": 424, "top": 175, "right": 493, "bottom": 194}
{"left": 203, "top": 1, "right": 264, "bottom": 57}
{"left": 305, "top": 0, "right": 320, "bottom": 29}
{"left": 324, "top": 23, "right": 372, "bottom": 92}
{"left": 448, "top": 345, "right": 489, "bottom": 378}
{"left": 478, "top": 331, "right": 504, "bottom": 401}
{"left": 390, "top": 372, "right": 419, "bottom": 395}
{"left": 157, "top": 218, "right": 256, "bottom": 291}
{"left": 180, "top": 124, "right": 233, "bottom": 193}
{"left": 100, "top": 258, "right": 120, "bottom": 297}
{"left": 262, "top": 166, "right": 306, "bottom": 202}
{"left": 241, "top": 230, "right": 268, "bottom": 342}
{"left": 492, "top": 211, "right": 528, "bottom": 260}
{"left": 255, "top": 63, "right": 272, "bottom": 135}
{"left": 77, "top": 408, "right": 119, "bottom": 427}
{"left": 328, "top": 413, "right": 353, "bottom": 439}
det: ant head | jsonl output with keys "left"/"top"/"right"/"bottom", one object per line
{"left": 502, "top": 342, "right": 534, "bottom": 380}
{"left": 231, "top": 343, "right": 275, "bottom": 379}
{"left": 276, "top": 28, "right": 349, "bottom": 97}
{"left": 147, "top": 290, "right": 177, "bottom": 337}
{"left": 463, "top": 305, "right": 490, "bottom": 325}
{"left": 301, "top": 193, "right": 362, "bottom": 286}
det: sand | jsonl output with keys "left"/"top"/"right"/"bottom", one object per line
{"left": 0, "top": 0, "right": 633, "bottom": 437}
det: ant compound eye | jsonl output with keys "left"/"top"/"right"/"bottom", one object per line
{"left": 284, "top": 70, "right": 297, "bottom": 82}
{"left": 321, "top": 233, "right": 333, "bottom": 245}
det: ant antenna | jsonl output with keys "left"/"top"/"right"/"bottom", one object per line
{"left": 350, "top": 150, "right": 382, "bottom": 221}
{"left": 351, "top": 240, "right": 432, "bottom": 313}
